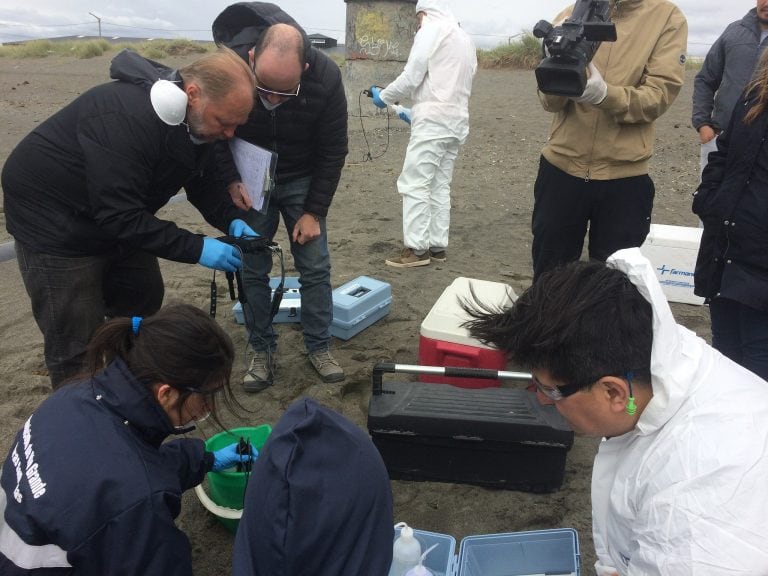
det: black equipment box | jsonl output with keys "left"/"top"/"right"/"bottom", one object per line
{"left": 367, "top": 363, "right": 574, "bottom": 492}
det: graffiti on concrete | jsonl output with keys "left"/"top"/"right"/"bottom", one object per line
{"left": 358, "top": 35, "right": 401, "bottom": 58}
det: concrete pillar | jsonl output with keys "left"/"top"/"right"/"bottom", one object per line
{"left": 343, "top": 0, "right": 418, "bottom": 109}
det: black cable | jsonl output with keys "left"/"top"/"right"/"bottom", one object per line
{"left": 348, "top": 89, "right": 392, "bottom": 165}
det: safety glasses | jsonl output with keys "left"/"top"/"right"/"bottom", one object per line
{"left": 531, "top": 374, "right": 584, "bottom": 401}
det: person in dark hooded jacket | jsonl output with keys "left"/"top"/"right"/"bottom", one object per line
{"left": 693, "top": 47, "right": 768, "bottom": 382}
{"left": 0, "top": 304, "right": 253, "bottom": 575}
{"left": 1, "top": 47, "right": 257, "bottom": 389}
{"left": 232, "top": 397, "right": 394, "bottom": 576}
{"left": 211, "top": 3, "right": 349, "bottom": 391}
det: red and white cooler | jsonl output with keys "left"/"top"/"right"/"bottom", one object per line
{"left": 418, "top": 277, "right": 516, "bottom": 388}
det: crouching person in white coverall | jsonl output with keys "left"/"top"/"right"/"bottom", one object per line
{"left": 370, "top": 0, "right": 476, "bottom": 268}
{"left": 463, "top": 247, "right": 768, "bottom": 575}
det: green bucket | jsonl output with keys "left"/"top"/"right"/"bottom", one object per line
{"left": 202, "top": 424, "right": 272, "bottom": 533}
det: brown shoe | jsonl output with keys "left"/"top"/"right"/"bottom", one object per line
{"left": 429, "top": 249, "right": 447, "bottom": 262}
{"left": 385, "top": 248, "right": 430, "bottom": 268}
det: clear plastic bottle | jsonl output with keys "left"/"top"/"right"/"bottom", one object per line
{"left": 388, "top": 522, "right": 422, "bottom": 576}
{"left": 403, "top": 543, "right": 438, "bottom": 576}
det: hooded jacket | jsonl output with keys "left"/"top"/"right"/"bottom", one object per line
{"left": 379, "top": 0, "right": 477, "bottom": 142}
{"left": 538, "top": 0, "right": 687, "bottom": 180}
{"left": 692, "top": 84, "right": 768, "bottom": 309}
{"left": 692, "top": 8, "right": 765, "bottom": 133}
{"left": 0, "top": 358, "right": 212, "bottom": 575}
{"left": 592, "top": 248, "right": 768, "bottom": 575}
{"left": 232, "top": 398, "right": 393, "bottom": 576}
{"left": 212, "top": 2, "right": 348, "bottom": 218}
{"left": 1, "top": 50, "right": 245, "bottom": 261}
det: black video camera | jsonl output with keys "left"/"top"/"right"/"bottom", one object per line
{"left": 533, "top": 0, "right": 616, "bottom": 97}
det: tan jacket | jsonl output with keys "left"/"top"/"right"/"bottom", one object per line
{"left": 539, "top": 0, "right": 688, "bottom": 180}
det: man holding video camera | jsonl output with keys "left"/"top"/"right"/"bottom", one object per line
{"left": 531, "top": 0, "right": 687, "bottom": 281}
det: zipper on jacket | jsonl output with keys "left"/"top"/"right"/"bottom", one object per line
{"left": 270, "top": 109, "right": 278, "bottom": 153}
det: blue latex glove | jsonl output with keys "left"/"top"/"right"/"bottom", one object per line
{"left": 396, "top": 107, "right": 412, "bottom": 125}
{"left": 228, "top": 219, "right": 259, "bottom": 238}
{"left": 212, "top": 443, "right": 259, "bottom": 472}
{"left": 370, "top": 86, "right": 386, "bottom": 109}
{"left": 198, "top": 238, "right": 242, "bottom": 272}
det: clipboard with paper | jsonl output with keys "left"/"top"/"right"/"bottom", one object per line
{"left": 228, "top": 137, "right": 277, "bottom": 214}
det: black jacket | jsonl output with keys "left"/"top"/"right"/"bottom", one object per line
{"left": 693, "top": 88, "right": 768, "bottom": 308}
{"left": 0, "top": 358, "right": 212, "bottom": 575}
{"left": 232, "top": 398, "right": 393, "bottom": 576}
{"left": 1, "top": 50, "right": 245, "bottom": 260}
{"left": 212, "top": 2, "right": 348, "bottom": 218}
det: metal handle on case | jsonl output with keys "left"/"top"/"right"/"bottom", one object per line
{"left": 371, "top": 362, "right": 532, "bottom": 396}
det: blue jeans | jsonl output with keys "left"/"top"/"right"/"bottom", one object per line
{"left": 15, "top": 240, "right": 164, "bottom": 388}
{"left": 710, "top": 297, "right": 768, "bottom": 382}
{"left": 240, "top": 177, "right": 332, "bottom": 353}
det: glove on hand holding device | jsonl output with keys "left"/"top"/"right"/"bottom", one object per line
{"left": 199, "top": 238, "right": 242, "bottom": 272}
{"left": 572, "top": 62, "right": 608, "bottom": 105}
{"left": 228, "top": 219, "right": 259, "bottom": 238}
{"left": 370, "top": 86, "right": 387, "bottom": 109}
{"left": 212, "top": 442, "right": 259, "bottom": 472}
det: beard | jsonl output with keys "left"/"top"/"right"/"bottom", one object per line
{"left": 186, "top": 106, "right": 213, "bottom": 143}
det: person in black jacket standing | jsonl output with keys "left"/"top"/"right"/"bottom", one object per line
{"left": 1, "top": 47, "right": 258, "bottom": 389}
{"left": 693, "top": 48, "right": 768, "bottom": 382}
{"left": 0, "top": 304, "right": 252, "bottom": 575}
{"left": 212, "top": 3, "right": 348, "bottom": 391}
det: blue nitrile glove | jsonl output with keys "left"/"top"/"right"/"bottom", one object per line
{"left": 370, "top": 86, "right": 386, "bottom": 109}
{"left": 228, "top": 219, "right": 259, "bottom": 238}
{"left": 212, "top": 443, "right": 259, "bottom": 472}
{"left": 198, "top": 238, "right": 242, "bottom": 272}
{"left": 397, "top": 107, "right": 412, "bottom": 125}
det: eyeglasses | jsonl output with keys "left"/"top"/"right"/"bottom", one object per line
{"left": 532, "top": 370, "right": 642, "bottom": 402}
{"left": 531, "top": 374, "right": 584, "bottom": 401}
{"left": 253, "top": 71, "right": 301, "bottom": 98}
{"left": 175, "top": 384, "right": 225, "bottom": 407}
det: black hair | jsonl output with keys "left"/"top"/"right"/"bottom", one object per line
{"left": 463, "top": 261, "right": 653, "bottom": 390}
{"left": 82, "top": 304, "right": 237, "bottom": 426}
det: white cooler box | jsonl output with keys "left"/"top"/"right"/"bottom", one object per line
{"left": 639, "top": 224, "right": 704, "bottom": 306}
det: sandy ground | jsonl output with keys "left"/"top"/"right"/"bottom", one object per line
{"left": 0, "top": 53, "right": 708, "bottom": 573}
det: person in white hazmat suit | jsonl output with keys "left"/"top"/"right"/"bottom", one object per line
{"left": 463, "top": 247, "right": 768, "bottom": 575}
{"left": 369, "top": 0, "right": 477, "bottom": 268}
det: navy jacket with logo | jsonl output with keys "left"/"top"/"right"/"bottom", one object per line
{"left": 0, "top": 358, "right": 212, "bottom": 575}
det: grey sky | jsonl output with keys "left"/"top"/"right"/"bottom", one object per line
{"left": 0, "top": 1, "right": 758, "bottom": 56}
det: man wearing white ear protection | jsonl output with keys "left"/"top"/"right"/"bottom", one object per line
{"left": 1, "top": 47, "right": 256, "bottom": 388}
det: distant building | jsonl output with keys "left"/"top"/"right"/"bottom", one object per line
{"left": 307, "top": 33, "right": 338, "bottom": 49}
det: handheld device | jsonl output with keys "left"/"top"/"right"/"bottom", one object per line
{"left": 533, "top": 0, "right": 616, "bottom": 96}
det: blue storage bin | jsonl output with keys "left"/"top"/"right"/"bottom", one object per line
{"left": 457, "top": 529, "right": 580, "bottom": 576}
{"left": 393, "top": 527, "right": 457, "bottom": 576}
{"left": 233, "top": 277, "right": 301, "bottom": 324}
{"left": 330, "top": 276, "right": 392, "bottom": 340}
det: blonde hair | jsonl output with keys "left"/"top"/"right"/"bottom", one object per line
{"left": 179, "top": 45, "right": 255, "bottom": 102}
{"left": 743, "top": 48, "right": 768, "bottom": 125}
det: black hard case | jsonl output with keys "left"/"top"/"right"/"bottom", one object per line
{"left": 367, "top": 363, "right": 574, "bottom": 493}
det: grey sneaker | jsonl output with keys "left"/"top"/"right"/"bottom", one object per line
{"left": 243, "top": 350, "right": 275, "bottom": 393}
{"left": 308, "top": 349, "right": 345, "bottom": 383}
{"left": 429, "top": 249, "right": 447, "bottom": 262}
{"left": 385, "top": 248, "right": 430, "bottom": 268}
